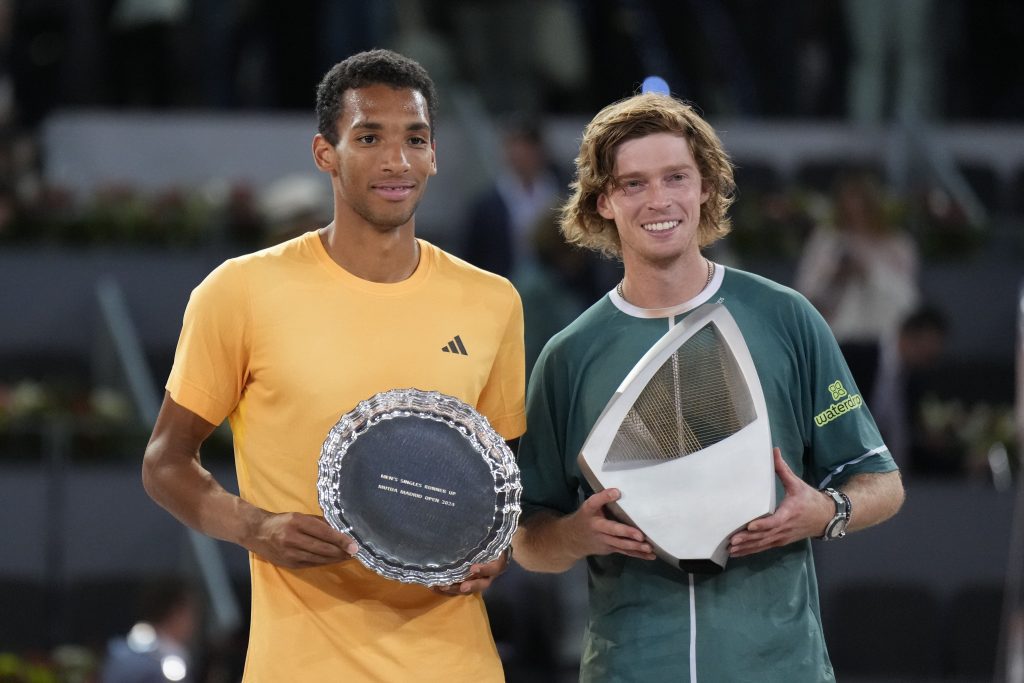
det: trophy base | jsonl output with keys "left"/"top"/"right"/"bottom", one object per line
{"left": 677, "top": 559, "right": 725, "bottom": 575}
{"left": 647, "top": 532, "right": 730, "bottom": 575}
{"left": 606, "top": 499, "right": 736, "bottom": 574}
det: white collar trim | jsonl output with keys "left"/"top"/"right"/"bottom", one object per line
{"left": 609, "top": 264, "right": 724, "bottom": 319}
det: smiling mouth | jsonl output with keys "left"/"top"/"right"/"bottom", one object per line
{"left": 373, "top": 183, "right": 416, "bottom": 199}
{"left": 642, "top": 220, "right": 679, "bottom": 232}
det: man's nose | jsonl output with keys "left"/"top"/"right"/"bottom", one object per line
{"left": 647, "top": 183, "right": 671, "bottom": 209}
{"left": 381, "top": 143, "right": 411, "bottom": 173}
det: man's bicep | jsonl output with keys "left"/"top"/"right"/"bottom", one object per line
{"left": 146, "top": 392, "right": 219, "bottom": 464}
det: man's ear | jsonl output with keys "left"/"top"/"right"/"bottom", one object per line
{"left": 596, "top": 192, "right": 614, "bottom": 220}
{"left": 312, "top": 134, "right": 337, "bottom": 173}
{"left": 429, "top": 140, "right": 437, "bottom": 176}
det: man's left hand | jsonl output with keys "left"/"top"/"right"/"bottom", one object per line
{"left": 728, "top": 448, "right": 832, "bottom": 557}
{"left": 431, "top": 548, "right": 510, "bottom": 596}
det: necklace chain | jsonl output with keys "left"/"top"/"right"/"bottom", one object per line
{"left": 616, "top": 259, "right": 715, "bottom": 303}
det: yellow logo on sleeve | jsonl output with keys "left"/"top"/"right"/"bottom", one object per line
{"left": 828, "top": 381, "right": 847, "bottom": 400}
{"left": 815, "top": 380, "right": 862, "bottom": 427}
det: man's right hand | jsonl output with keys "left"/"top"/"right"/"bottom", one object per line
{"left": 563, "top": 488, "right": 657, "bottom": 561}
{"left": 249, "top": 511, "right": 359, "bottom": 569}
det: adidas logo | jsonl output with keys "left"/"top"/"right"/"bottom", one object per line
{"left": 441, "top": 335, "right": 468, "bottom": 356}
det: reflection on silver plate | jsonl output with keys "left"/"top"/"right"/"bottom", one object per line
{"left": 317, "top": 388, "right": 521, "bottom": 586}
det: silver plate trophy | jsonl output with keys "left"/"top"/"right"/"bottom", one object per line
{"left": 578, "top": 303, "right": 776, "bottom": 574}
{"left": 317, "top": 388, "right": 521, "bottom": 586}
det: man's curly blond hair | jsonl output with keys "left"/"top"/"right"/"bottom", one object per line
{"left": 560, "top": 93, "right": 735, "bottom": 259}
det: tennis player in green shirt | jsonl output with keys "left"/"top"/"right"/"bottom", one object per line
{"left": 513, "top": 92, "right": 905, "bottom": 682}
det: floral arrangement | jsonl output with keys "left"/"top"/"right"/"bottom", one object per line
{"left": 0, "top": 646, "right": 97, "bottom": 683}
{"left": 918, "top": 395, "right": 1018, "bottom": 482}
{"left": 0, "top": 182, "right": 268, "bottom": 248}
{"left": 0, "top": 381, "right": 132, "bottom": 427}
{"left": 0, "top": 380, "right": 232, "bottom": 462}
{"left": 727, "top": 180, "right": 989, "bottom": 262}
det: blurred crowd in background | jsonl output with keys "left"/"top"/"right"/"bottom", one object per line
{"left": 1, "top": 0, "right": 1022, "bottom": 249}
{"left": 1, "top": 0, "right": 1022, "bottom": 122}
{"left": 0, "top": 1, "right": 1022, "bottom": 682}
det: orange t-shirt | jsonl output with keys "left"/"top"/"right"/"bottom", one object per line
{"left": 167, "top": 231, "right": 525, "bottom": 682}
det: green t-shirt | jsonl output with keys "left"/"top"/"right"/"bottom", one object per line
{"left": 518, "top": 266, "right": 897, "bottom": 683}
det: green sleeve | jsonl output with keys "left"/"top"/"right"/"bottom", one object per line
{"left": 517, "top": 341, "right": 581, "bottom": 519}
{"left": 798, "top": 297, "right": 898, "bottom": 486}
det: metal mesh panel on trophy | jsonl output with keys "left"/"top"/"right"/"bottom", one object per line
{"left": 607, "top": 323, "right": 757, "bottom": 465}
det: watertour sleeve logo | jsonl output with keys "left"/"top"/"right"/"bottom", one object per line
{"left": 814, "top": 380, "right": 863, "bottom": 427}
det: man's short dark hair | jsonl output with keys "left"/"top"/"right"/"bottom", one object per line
{"left": 315, "top": 49, "right": 438, "bottom": 146}
{"left": 500, "top": 111, "right": 545, "bottom": 147}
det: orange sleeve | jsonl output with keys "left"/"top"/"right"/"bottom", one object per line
{"left": 165, "top": 259, "right": 252, "bottom": 426}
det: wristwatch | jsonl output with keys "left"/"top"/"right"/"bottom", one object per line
{"left": 820, "top": 487, "right": 852, "bottom": 540}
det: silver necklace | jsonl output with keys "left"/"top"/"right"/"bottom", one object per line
{"left": 616, "top": 258, "right": 715, "bottom": 304}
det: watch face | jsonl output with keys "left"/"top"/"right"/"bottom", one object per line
{"left": 827, "top": 516, "right": 849, "bottom": 539}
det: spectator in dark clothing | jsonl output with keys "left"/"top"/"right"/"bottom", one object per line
{"left": 461, "top": 115, "right": 566, "bottom": 277}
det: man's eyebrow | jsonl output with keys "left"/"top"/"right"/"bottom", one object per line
{"left": 611, "top": 170, "right": 656, "bottom": 183}
{"left": 350, "top": 120, "right": 383, "bottom": 131}
{"left": 615, "top": 163, "right": 697, "bottom": 178}
{"left": 349, "top": 120, "right": 431, "bottom": 133}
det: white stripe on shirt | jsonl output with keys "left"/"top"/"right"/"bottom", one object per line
{"left": 689, "top": 573, "right": 698, "bottom": 682}
{"left": 818, "top": 445, "right": 891, "bottom": 488}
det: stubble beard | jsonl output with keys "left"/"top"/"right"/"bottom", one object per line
{"left": 623, "top": 228, "right": 699, "bottom": 270}
{"left": 350, "top": 196, "right": 421, "bottom": 232}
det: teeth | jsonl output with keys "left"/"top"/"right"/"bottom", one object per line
{"left": 643, "top": 220, "right": 678, "bottom": 232}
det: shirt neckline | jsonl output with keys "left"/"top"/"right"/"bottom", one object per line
{"left": 608, "top": 265, "right": 724, "bottom": 318}
{"left": 308, "top": 231, "right": 434, "bottom": 294}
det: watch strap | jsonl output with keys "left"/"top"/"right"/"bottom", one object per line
{"left": 821, "top": 487, "right": 851, "bottom": 540}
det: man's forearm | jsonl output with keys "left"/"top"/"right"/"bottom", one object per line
{"left": 142, "top": 393, "right": 272, "bottom": 552}
{"left": 839, "top": 470, "right": 905, "bottom": 533}
{"left": 513, "top": 510, "right": 582, "bottom": 573}
{"left": 142, "top": 441, "right": 266, "bottom": 551}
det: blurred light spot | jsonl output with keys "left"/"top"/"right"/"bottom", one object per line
{"left": 642, "top": 76, "right": 670, "bottom": 95}
{"left": 161, "top": 655, "right": 187, "bottom": 681}
{"left": 126, "top": 622, "right": 156, "bottom": 652}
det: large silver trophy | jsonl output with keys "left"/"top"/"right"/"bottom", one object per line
{"left": 317, "top": 389, "right": 521, "bottom": 586}
{"left": 578, "top": 303, "right": 775, "bottom": 573}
